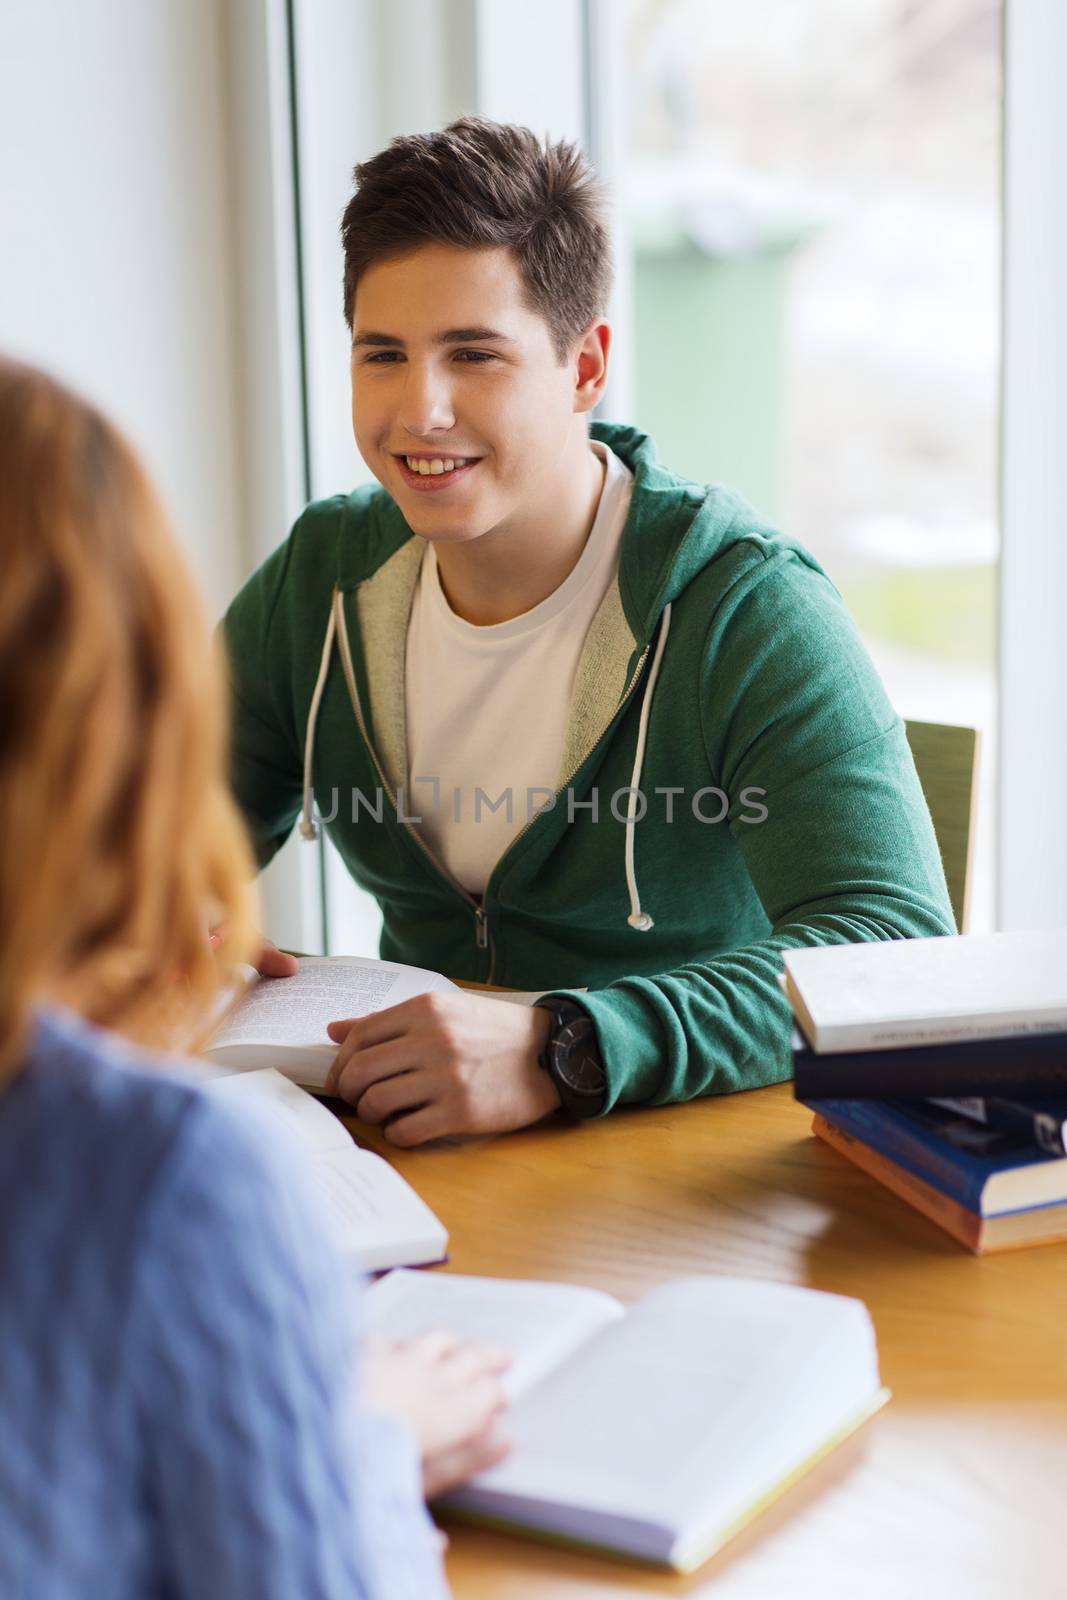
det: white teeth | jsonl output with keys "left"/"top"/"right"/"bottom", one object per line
{"left": 405, "top": 454, "right": 468, "bottom": 475}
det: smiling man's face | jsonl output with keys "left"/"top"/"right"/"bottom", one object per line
{"left": 351, "top": 242, "right": 599, "bottom": 545}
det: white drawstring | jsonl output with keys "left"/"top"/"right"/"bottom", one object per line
{"left": 624, "top": 603, "right": 672, "bottom": 931}
{"left": 299, "top": 591, "right": 338, "bottom": 840}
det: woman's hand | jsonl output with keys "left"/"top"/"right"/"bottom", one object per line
{"left": 361, "top": 1329, "right": 511, "bottom": 1499}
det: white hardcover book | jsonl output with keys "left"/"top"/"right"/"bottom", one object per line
{"left": 205, "top": 955, "right": 457, "bottom": 1089}
{"left": 364, "top": 1270, "right": 887, "bottom": 1572}
{"left": 784, "top": 930, "right": 1067, "bottom": 1053}
{"left": 204, "top": 1068, "right": 448, "bottom": 1272}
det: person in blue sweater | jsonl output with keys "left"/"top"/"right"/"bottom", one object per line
{"left": 0, "top": 357, "right": 508, "bottom": 1599}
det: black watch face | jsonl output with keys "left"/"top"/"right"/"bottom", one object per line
{"left": 555, "top": 1019, "right": 606, "bottom": 1097}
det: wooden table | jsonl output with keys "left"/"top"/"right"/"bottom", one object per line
{"left": 339, "top": 1084, "right": 1067, "bottom": 1599}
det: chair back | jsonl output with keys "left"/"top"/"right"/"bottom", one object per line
{"left": 903, "top": 719, "right": 981, "bottom": 934}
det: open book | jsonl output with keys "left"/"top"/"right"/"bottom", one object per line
{"left": 204, "top": 1069, "right": 447, "bottom": 1271}
{"left": 364, "top": 1270, "right": 887, "bottom": 1572}
{"left": 205, "top": 955, "right": 457, "bottom": 1089}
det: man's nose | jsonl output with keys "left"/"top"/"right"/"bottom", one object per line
{"left": 397, "top": 362, "right": 455, "bottom": 436}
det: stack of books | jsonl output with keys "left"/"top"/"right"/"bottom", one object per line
{"left": 783, "top": 931, "right": 1067, "bottom": 1253}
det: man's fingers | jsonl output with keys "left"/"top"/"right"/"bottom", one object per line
{"left": 354, "top": 1069, "right": 428, "bottom": 1126}
{"left": 331, "top": 1038, "right": 418, "bottom": 1103}
{"left": 257, "top": 939, "right": 299, "bottom": 979}
{"left": 361, "top": 999, "right": 429, "bottom": 1047}
{"left": 324, "top": 1001, "right": 421, "bottom": 1089}
{"left": 324, "top": 1029, "right": 381, "bottom": 1095}
{"left": 383, "top": 1103, "right": 451, "bottom": 1148}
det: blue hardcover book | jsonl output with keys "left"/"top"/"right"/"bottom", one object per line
{"left": 929, "top": 1094, "right": 1067, "bottom": 1157}
{"left": 803, "top": 1097, "right": 1067, "bottom": 1217}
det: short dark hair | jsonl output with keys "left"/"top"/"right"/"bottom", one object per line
{"left": 340, "top": 117, "right": 612, "bottom": 361}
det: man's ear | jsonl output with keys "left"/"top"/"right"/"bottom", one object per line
{"left": 573, "top": 321, "right": 611, "bottom": 415}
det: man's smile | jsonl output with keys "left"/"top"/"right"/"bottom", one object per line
{"left": 392, "top": 451, "right": 483, "bottom": 490}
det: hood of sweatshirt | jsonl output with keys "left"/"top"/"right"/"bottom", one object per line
{"left": 331, "top": 421, "right": 777, "bottom": 636}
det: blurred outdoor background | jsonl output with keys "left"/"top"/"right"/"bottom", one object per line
{"left": 621, "top": 0, "right": 1000, "bottom": 927}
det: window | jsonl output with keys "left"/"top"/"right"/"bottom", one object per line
{"left": 612, "top": 0, "right": 1001, "bottom": 927}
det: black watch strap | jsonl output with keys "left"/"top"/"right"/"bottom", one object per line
{"left": 533, "top": 997, "right": 607, "bottom": 1119}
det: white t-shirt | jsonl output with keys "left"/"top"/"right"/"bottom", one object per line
{"left": 404, "top": 441, "right": 634, "bottom": 896}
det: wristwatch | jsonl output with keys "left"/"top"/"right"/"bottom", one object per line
{"left": 533, "top": 997, "right": 607, "bottom": 1119}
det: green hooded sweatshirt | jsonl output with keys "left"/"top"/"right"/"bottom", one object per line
{"left": 223, "top": 421, "right": 955, "bottom": 1111}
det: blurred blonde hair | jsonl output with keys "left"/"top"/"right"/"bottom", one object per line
{"left": 0, "top": 357, "right": 257, "bottom": 1077}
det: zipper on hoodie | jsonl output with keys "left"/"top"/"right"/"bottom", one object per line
{"left": 351, "top": 696, "right": 494, "bottom": 972}
{"left": 334, "top": 593, "right": 498, "bottom": 979}
{"left": 413, "top": 633, "right": 652, "bottom": 975}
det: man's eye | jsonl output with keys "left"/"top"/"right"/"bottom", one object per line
{"left": 454, "top": 350, "right": 497, "bottom": 364}
{"left": 361, "top": 351, "right": 402, "bottom": 364}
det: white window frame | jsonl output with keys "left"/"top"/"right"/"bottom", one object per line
{"left": 225, "top": 0, "right": 325, "bottom": 954}
{"left": 998, "top": 0, "right": 1067, "bottom": 929}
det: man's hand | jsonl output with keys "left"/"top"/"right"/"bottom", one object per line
{"left": 323, "top": 990, "right": 560, "bottom": 1145}
{"left": 361, "top": 1329, "right": 511, "bottom": 1499}
{"left": 255, "top": 938, "right": 299, "bottom": 979}
{"left": 208, "top": 931, "right": 298, "bottom": 977}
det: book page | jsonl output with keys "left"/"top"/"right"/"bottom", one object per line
{"left": 312, "top": 1149, "right": 447, "bottom": 1268}
{"left": 455, "top": 1276, "right": 881, "bottom": 1540}
{"left": 363, "top": 1270, "right": 624, "bottom": 1400}
{"left": 201, "top": 1069, "right": 447, "bottom": 1270}
{"left": 207, "top": 1066, "right": 349, "bottom": 1154}
{"left": 209, "top": 956, "right": 456, "bottom": 1054}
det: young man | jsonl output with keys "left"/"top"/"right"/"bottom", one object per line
{"left": 224, "top": 117, "right": 954, "bottom": 1146}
